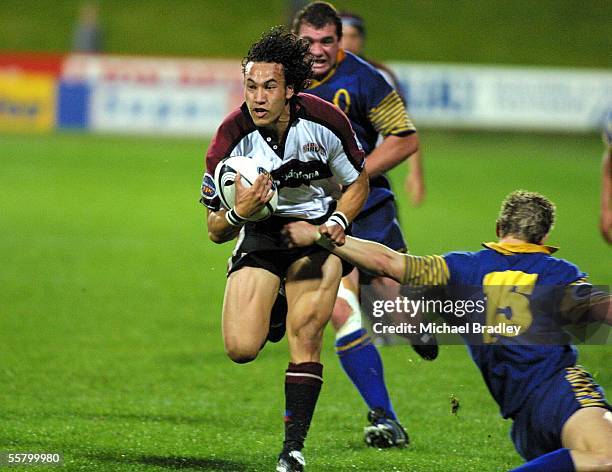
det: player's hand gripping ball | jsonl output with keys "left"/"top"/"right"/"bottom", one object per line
{"left": 214, "top": 156, "right": 278, "bottom": 221}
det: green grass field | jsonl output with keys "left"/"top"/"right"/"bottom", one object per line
{"left": 2, "top": 0, "right": 611, "bottom": 68}
{"left": 1, "top": 130, "right": 610, "bottom": 471}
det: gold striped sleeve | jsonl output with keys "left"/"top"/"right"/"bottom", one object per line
{"left": 571, "top": 277, "right": 589, "bottom": 285}
{"left": 368, "top": 90, "right": 416, "bottom": 137}
{"left": 402, "top": 255, "right": 450, "bottom": 286}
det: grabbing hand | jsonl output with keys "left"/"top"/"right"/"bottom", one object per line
{"left": 282, "top": 221, "right": 320, "bottom": 248}
{"left": 320, "top": 221, "right": 345, "bottom": 246}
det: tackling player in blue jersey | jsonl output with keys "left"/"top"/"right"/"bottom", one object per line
{"left": 283, "top": 190, "right": 612, "bottom": 471}
{"left": 292, "top": 1, "right": 430, "bottom": 448}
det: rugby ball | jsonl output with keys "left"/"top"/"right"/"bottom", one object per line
{"left": 214, "top": 156, "right": 278, "bottom": 221}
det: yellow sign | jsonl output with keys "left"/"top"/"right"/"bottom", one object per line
{"left": 0, "top": 73, "right": 56, "bottom": 132}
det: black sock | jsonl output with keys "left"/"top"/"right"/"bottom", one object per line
{"left": 283, "top": 362, "right": 323, "bottom": 452}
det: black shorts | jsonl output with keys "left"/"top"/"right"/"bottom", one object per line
{"left": 227, "top": 213, "right": 354, "bottom": 279}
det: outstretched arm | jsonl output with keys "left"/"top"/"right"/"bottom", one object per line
{"left": 327, "top": 232, "right": 407, "bottom": 283}
{"left": 283, "top": 221, "right": 406, "bottom": 282}
{"left": 590, "top": 295, "right": 612, "bottom": 324}
{"left": 282, "top": 221, "right": 449, "bottom": 287}
{"left": 561, "top": 280, "right": 612, "bottom": 325}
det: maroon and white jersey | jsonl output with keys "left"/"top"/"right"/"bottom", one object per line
{"left": 201, "top": 93, "right": 365, "bottom": 220}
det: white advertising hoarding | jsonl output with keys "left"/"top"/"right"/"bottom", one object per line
{"left": 60, "top": 54, "right": 611, "bottom": 134}
{"left": 390, "top": 62, "right": 612, "bottom": 131}
{"left": 63, "top": 54, "right": 243, "bottom": 135}
{"left": 89, "top": 83, "right": 229, "bottom": 135}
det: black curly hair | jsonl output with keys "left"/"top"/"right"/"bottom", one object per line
{"left": 242, "top": 26, "right": 313, "bottom": 95}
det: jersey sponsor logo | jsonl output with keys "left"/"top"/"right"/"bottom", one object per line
{"left": 302, "top": 142, "right": 326, "bottom": 155}
{"left": 201, "top": 172, "right": 217, "bottom": 199}
{"left": 257, "top": 167, "right": 277, "bottom": 190}
{"left": 271, "top": 160, "right": 332, "bottom": 188}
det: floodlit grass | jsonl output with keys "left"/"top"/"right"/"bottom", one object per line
{"left": 1, "top": 0, "right": 610, "bottom": 68}
{"left": 1, "top": 131, "right": 609, "bottom": 471}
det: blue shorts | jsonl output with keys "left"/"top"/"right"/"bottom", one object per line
{"left": 351, "top": 197, "right": 406, "bottom": 252}
{"left": 511, "top": 365, "right": 611, "bottom": 461}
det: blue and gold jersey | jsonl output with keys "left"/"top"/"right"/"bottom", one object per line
{"left": 401, "top": 242, "right": 606, "bottom": 418}
{"left": 307, "top": 50, "right": 415, "bottom": 210}
{"left": 444, "top": 243, "right": 590, "bottom": 418}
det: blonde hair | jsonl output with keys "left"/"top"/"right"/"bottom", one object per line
{"left": 497, "top": 190, "right": 555, "bottom": 243}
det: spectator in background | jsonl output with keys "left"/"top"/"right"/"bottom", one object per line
{"left": 287, "top": 0, "right": 309, "bottom": 27}
{"left": 73, "top": 2, "right": 103, "bottom": 53}
{"left": 340, "top": 11, "right": 425, "bottom": 207}
{"left": 601, "top": 110, "right": 612, "bottom": 244}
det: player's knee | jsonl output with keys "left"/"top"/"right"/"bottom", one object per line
{"left": 571, "top": 445, "right": 612, "bottom": 470}
{"left": 594, "top": 441, "right": 612, "bottom": 468}
{"left": 585, "top": 452, "right": 612, "bottom": 470}
{"left": 331, "top": 297, "right": 352, "bottom": 329}
{"left": 331, "top": 286, "right": 363, "bottom": 336}
{"left": 226, "top": 348, "right": 258, "bottom": 364}
{"left": 224, "top": 340, "right": 260, "bottom": 364}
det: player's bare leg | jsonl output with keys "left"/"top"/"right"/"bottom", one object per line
{"left": 276, "top": 252, "right": 342, "bottom": 471}
{"left": 222, "top": 267, "right": 280, "bottom": 363}
{"left": 285, "top": 251, "right": 342, "bottom": 361}
{"left": 562, "top": 407, "right": 612, "bottom": 471}
{"left": 510, "top": 407, "right": 612, "bottom": 471}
